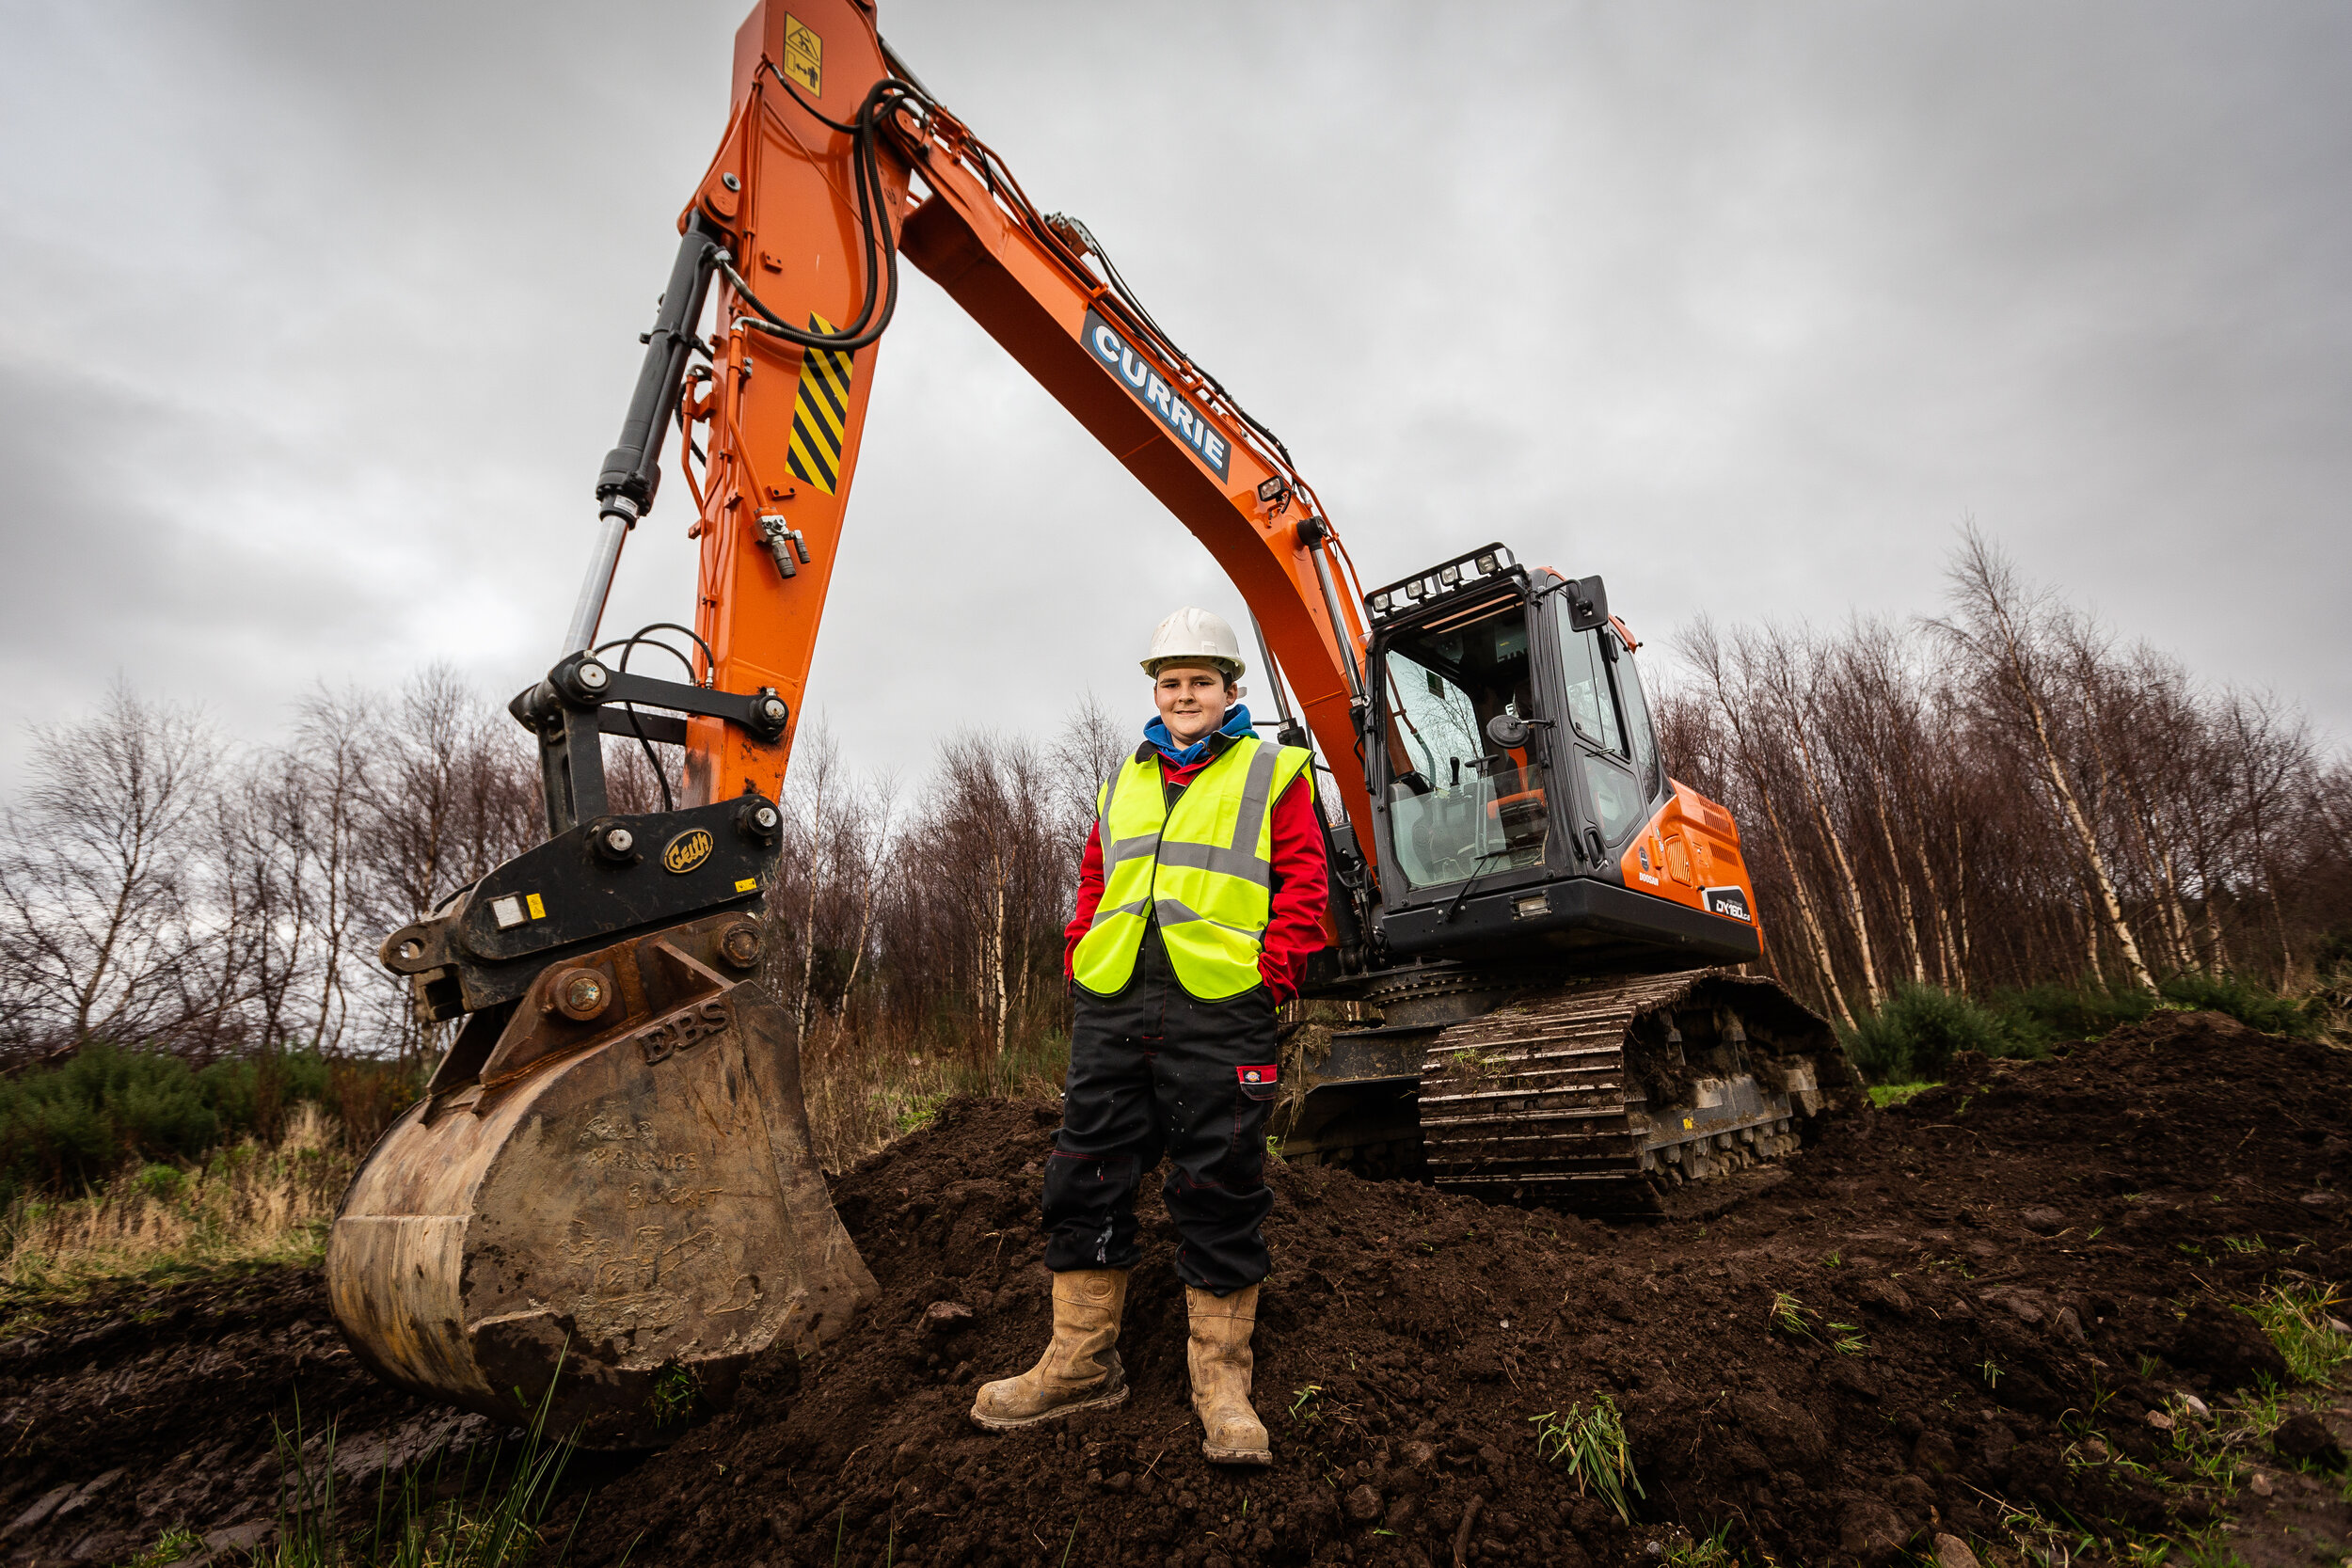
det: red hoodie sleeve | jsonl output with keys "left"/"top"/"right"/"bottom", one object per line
{"left": 1258, "top": 772, "right": 1330, "bottom": 1005}
{"left": 1063, "top": 818, "right": 1105, "bottom": 980}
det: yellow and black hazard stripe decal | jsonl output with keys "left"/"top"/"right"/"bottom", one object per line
{"left": 786, "top": 314, "right": 854, "bottom": 495}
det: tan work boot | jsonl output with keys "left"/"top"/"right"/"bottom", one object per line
{"left": 969, "top": 1269, "right": 1130, "bottom": 1431}
{"left": 1186, "top": 1284, "right": 1271, "bottom": 1465}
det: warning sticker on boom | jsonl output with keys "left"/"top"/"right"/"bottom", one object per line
{"left": 782, "top": 14, "right": 822, "bottom": 93}
{"left": 787, "top": 313, "right": 854, "bottom": 495}
{"left": 1081, "top": 308, "right": 1231, "bottom": 480}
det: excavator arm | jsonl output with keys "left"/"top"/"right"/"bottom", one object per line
{"left": 643, "top": 2, "right": 1378, "bottom": 858}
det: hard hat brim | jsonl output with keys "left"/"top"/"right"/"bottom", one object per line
{"left": 1142, "top": 656, "right": 1245, "bottom": 681}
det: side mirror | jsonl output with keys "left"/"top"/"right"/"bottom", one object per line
{"left": 1564, "top": 574, "right": 1609, "bottom": 633}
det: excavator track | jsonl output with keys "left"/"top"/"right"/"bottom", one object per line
{"left": 1417, "top": 969, "right": 1860, "bottom": 1218}
{"left": 1281, "top": 969, "right": 1864, "bottom": 1220}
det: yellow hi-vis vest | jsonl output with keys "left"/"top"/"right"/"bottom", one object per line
{"left": 1072, "top": 735, "right": 1316, "bottom": 1002}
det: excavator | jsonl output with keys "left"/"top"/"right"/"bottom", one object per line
{"left": 328, "top": 0, "right": 1862, "bottom": 1446}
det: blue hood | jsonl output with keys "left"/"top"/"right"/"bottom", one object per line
{"left": 1145, "top": 704, "right": 1253, "bottom": 768}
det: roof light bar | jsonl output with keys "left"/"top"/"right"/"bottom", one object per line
{"left": 1362, "top": 543, "right": 1520, "bottom": 622}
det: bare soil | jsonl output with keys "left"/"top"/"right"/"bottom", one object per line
{"left": 5, "top": 1009, "right": 2348, "bottom": 1567}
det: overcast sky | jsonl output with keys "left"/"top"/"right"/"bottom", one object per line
{"left": 3, "top": 0, "right": 2346, "bottom": 792}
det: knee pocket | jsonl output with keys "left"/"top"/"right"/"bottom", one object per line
{"left": 1043, "top": 1150, "right": 1139, "bottom": 1206}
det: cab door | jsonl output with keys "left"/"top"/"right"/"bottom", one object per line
{"left": 1539, "top": 593, "right": 1663, "bottom": 879}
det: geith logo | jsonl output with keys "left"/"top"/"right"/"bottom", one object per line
{"left": 1082, "top": 309, "right": 1232, "bottom": 479}
{"left": 662, "top": 829, "right": 715, "bottom": 875}
{"left": 1702, "top": 885, "right": 1754, "bottom": 923}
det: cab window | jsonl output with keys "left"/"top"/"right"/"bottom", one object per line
{"left": 1612, "top": 636, "right": 1661, "bottom": 798}
{"left": 1550, "top": 596, "right": 1653, "bottom": 846}
{"left": 1559, "top": 623, "right": 1625, "bottom": 755}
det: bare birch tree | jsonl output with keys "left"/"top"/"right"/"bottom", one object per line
{"left": 1934, "top": 527, "right": 2154, "bottom": 990}
{"left": 0, "top": 684, "right": 218, "bottom": 1060}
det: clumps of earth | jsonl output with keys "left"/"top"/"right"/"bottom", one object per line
{"left": 5, "top": 1009, "right": 2349, "bottom": 1567}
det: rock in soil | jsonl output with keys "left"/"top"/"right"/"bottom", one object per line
{"left": 4, "top": 1009, "right": 2349, "bottom": 1568}
{"left": 1931, "top": 1531, "right": 1983, "bottom": 1568}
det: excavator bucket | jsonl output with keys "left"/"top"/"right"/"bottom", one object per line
{"left": 328, "top": 911, "right": 874, "bottom": 1449}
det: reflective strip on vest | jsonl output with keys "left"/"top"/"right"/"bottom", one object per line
{"left": 1072, "top": 735, "right": 1314, "bottom": 1002}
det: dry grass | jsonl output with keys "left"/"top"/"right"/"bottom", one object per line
{"left": 0, "top": 1102, "right": 354, "bottom": 1292}
{"left": 0, "top": 1023, "right": 1070, "bottom": 1302}
{"left": 801, "top": 1024, "right": 1070, "bottom": 1174}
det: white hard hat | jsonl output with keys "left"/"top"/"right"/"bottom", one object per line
{"left": 1142, "top": 606, "right": 1246, "bottom": 680}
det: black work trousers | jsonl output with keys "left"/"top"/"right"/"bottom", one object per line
{"left": 1042, "top": 926, "right": 1279, "bottom": 1292}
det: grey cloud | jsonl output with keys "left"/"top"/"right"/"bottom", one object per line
{"left": 1, "top": 0, "right": 2345, "bottom": 788}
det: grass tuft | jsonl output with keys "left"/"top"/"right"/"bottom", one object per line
{"left": 123, "top": 1527, "right": 204, "bottom": 1567}
{"left": 2240, "top": 1283, "right": 2352, "bottom": 1386}
{"left": 1661, "top": 1522, "right": 1739, "bottom": 1567}
{"left": 648, "top": 1361, "right": 699, "bottom": 1428}
{"left": 1530, "top": 1396, "right": 1644, "bottom": 1524}
{"left": 260, "top": 1349, "right": 583, "bottom": 1566}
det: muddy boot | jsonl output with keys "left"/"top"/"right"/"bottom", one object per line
{"left": 1186, "top": 1284, "right": 1271, "bottom": 1465}
{"left": 969, "top": 1268, "right": 1130, "bottom": 1431}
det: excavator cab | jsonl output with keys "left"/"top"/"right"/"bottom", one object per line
{"left": 1359, "top": 544, "right": 1762, "bottom": 973}
{"left": 1267, "top": 546, "right": 1854, "bottom": 1200}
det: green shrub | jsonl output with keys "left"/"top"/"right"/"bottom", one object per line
{"left": 0, "top": 1044, "right": 371, "bottom": 1203}
{"left": 2157, "top": 971, "right": 2320, "bottom": 1037}
{"left": 1980, "top": 972, "right": 2319, "bottom": 1047}
{"left": 1839, "top": 983, "right": 2040, "bottom": 1084}
{"left": 195, "top": 1050, "right": 334, "bottom": 1137}
{"left": 0, "top": 1044, "right": 221, "bottom": 1200}
{"left": 1986, "top": 979, "right": 2157, "bottom": 1049}
{"left": 132, "top": 1163, "right": 188, "bottom": 1203}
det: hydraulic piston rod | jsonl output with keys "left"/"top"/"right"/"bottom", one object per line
{"left": 562, "top": 214, "right": 725, "bottom": 654}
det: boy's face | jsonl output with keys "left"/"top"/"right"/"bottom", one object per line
{"left": 1153, "top": 664, "right": 1232, "bottom": 747}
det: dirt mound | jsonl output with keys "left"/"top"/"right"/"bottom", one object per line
{"left": 3, "top": 1010, "right": 2344, "bottom": 1567}
{"left": 564, "top": 1010, "right": 2352, "bottom": 1568}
